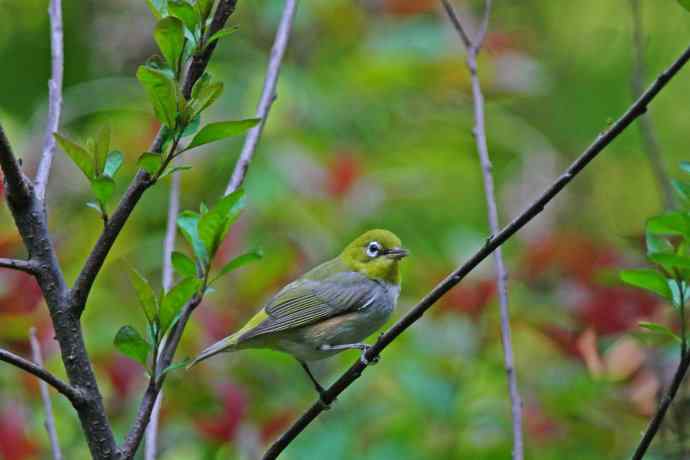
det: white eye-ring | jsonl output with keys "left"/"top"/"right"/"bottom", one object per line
{"left": 366, "top": 241, "right": 382, "bottom": 258}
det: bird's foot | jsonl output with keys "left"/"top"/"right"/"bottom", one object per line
{"left": 316, "top": 389, "right": 333, "bottom": 410}
{"left": 359, "top": 344, "right": 380, "bottom": 366}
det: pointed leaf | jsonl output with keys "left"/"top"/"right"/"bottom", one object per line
{"left": 137, "top": 65, "right": 178, "bottom": 128}
{"left": 168, "top": 0, "right": 200, "bottom": 32}
{"left": 647, "top": 212, "right": 690, "bottom": 237}
{"left": 114, "top": 326, "right": 151, "bottom": 366}
{"left": 137, "top": 152, "right": 163, "bottom": 175}
{"left": 620, "top": 268, "right": 672, "bottom": 300}
{"left": 198, "top": 189, "right": 246, "bottom": 257}
{"left": 159, "top": 277, "right": 201, "bottom": 334}
{"left": 649, "top": 253, "right": 690, "bottom": 270}
{"left": 146, "top": 0, "right": 168, "bottom": 18}
{"left": 103, "top": 150, "right": 124, "bottom": 178}
{"left": 177, "top": 211, "right": 208, "bottom": 264}
{"left": 160, "top": 358, "right": 192, "bottom": 377}
{"left": 94, "top": 126, "right": 111, "bottom": 174}
{"left": 190, "top": 81, "right": 224, "bottom": 119}
{"left": 181, "top": 114, "right": 201, "bottom": 138}
{"left": 646, "top": 231, "right": 673, "bottom": 256}
{"left": 212, "top": 249, "right": 263, "bottom": 284}
{"left": 207, "top": 26, "right": 238, "bottom": 45}
{"left": 154, "top": 16, "right": 185, "bottom": 69}
{"left": 639, "top": 321, "right": 682, "bottom": 342}
{"left": 54, "top": 133, "right": 95, "bottom": 179}
{"left": 191, "top": 72, "right": 211, "bottom": 100}
{"left": 91, "top": 176, "right": 115, "bottom": 204}
{"left": 187, "top": 119, "right": 260, "bottom": 150}
{"left": 171, "top": 251, "right": 197, "bottom": 277}
{"left": 159, "top": 165, "right": 192, "bottom": 179}
{"left": 128, "top": 267, "right": 159, "bottom": 323}
{"left": 195, "top": 0, "right": 213, "bottom": 21}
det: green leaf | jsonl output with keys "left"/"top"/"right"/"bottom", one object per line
{"left": 190, "top": 72, "right": 210, "bottom": 100}
{"left": 103, "top": 150, "right": 124, "bottom": 178}
{"left": 145, "top": 0, "right": 168, "bottom": 18}
{"left": 187, "top": 119, "right": 260, "bottom": 150}
{"left": 668, "top": 279, "right": 689, "bottom": 308}
{"left": 207, "top": 26, "right": 238, "bottom": 45}
{"left": 137, "top": 65, "right": 178, "bottom": 128}
{"left": 211, "top": 248, "right": 263, "bottom": 284}
{"left": 54, "top": 133, "right": 95, "bottom": 179}
{"left": 620, "top": 268, "right": 672, "bottom": 300}
{"left": 646, "top": 231, "right": 673, "bottom": 256}
{"left": 649, "top": 253, "right": 690, "bottom": 270}
{"left": 181, "top": 114, "right": 201, "bottom": 138}
{"left": 160, "top": 358, "right": 192, "bottom": 377}
{"left": 679, "top": 0, "right": 690, "bottom": 12}
{"left": 177, "top": 211, "right": 208, "bottom": 264}
{"left": 195, "top": 0, "right": 213, "bottom": 21}
{"left": 198, "top": 189, "right": 246, "bottom": 257}
{"left": 639, "top": 321, "right": 681, "bottom": 342}
{"left": 114, "top": 326, "right": 151, "bottom": 366}
{"left": 137, "top": 152, "right": 163, "bottom": 175}
{"left": 673, "top": 179, "right": 690, "bottom": 202}
{"left": 85, "top": 202, "right": 101, "bottom": 214}
{"left": 159, "top": 165, "right": 192, "bottom": 179}
{"left": 168, "top": 0, "right": 200, "bottom": 32}
{"left": 647, "top": 212, "right": 690, "bottom": 237}
{"left": 171, "top": 251, "right": 197, "bottom": 277}
{"left": 189, "top": 81, "right": 223, "bottom": 118}
{"left": 91, "top": 176, "right": 115, "bottom": 204}
{"left": 154, "top": 16, "right": 185, "bottom": 69}
{"left": 94, "top": 125, "right": 111, "bottom": 174}
{"left": 128, "top": 267, "right": 159, "bottom": 324}
{"left": 159, "top": 277, "right": 201, "bottom": 334}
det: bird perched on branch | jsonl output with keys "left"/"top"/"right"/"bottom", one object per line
{"left": 188, "top": 229, "right": 408, "bottom": 401}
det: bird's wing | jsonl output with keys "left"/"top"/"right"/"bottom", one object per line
{"left": 239, "top": 270, "right": 380, "bottom": 341}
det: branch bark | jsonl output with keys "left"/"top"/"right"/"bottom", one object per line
{"left": 0, "top": 345, "right": 82, "bottom": 404}
{"left": 225, "top": 0, "right": 298, "bottom": 195}
{"left": 0, "top": 257, "right": 38, "bottom": 274}
{"left": 29, "top": 328, "right": 63, "bottom": 460}
{"left": 70, "top": 0, "right": 239, "bottom": 317}
{"left": 262, "top": 41, "right": 690, "bottom": 460}
{"left": 441, "top": 2, "right": 524, "bottom": 459}
{"left": 630, "top": 0, "right": 674, "bottom": 210}
{"left": 34, "top": 0, "right": 64, "bottom": 202}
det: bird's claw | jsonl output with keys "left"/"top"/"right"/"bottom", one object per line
{"left": 359, "top": 345, "right": 379, "bottom": 366}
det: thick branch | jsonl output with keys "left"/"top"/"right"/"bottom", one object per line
{"left": 70, "top": 0, "right": 241, "bottom": 317}
{"left": 34, "top": 0, "right": 64, "bottom": 201}
{"left": 630, "top": 0, "right": 674, "bottom": 210}
{"left": 0, "top": 257, "right": 38, "bottom": 274}
{"left": 262, "top": 41, "right": 690, "bottom": 460}
{"left": 0, "top": 124, "right": 31, "bottom": 206}
{"left": 225, "top": 0, "right": 297, "bottom": 195}
{"left": 442, "top": 1, "right": 524, "bottom": 459}
{"left": 29, "top": 328, "right": 63, "bottom": 460}
{"left": 0, "top": 346, "right": 82, "bottom": 404}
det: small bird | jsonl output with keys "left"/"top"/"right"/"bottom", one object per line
{"left": 188, "top": 229, "right": 408, "bottom": 400}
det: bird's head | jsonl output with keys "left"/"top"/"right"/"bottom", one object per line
{"left": 340, "top": 229, "right": 408, "bottom": 284}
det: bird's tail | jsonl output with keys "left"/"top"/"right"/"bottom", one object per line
{"left": 186, "top": 332, "right": 242, "bottom": 369}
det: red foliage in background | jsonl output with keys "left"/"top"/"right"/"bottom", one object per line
{"left": 440, "top": 279, "right": 496, "bottom": 318}
{"left": 326, "top": 154, "right": 361, "bottom": 198}
{"left": 0, "top": 235, "right": 43, "bottom": 315}
{"left": 0, "top": 404, "right": 38, "bottom": 460}
{"left": 194, "top": 383, "right": 247, "bottom": 443}
{"left": 104, "top": 356, "right": 143, "bottom": 400}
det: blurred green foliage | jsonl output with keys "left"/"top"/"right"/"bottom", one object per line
{"left": 2, "top": 0, "right": 690, "bottom": 459}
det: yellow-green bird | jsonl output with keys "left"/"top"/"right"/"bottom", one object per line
{"left": 188, "top": 229, "right": 408, "bottom": 399}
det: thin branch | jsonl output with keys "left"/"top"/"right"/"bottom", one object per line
{"left": 632, "top": 351, "right": 690, "bottom": 459}
{"left": 70, "top": 0, "right": 240, "bottom": 317}
{"left": 29, "top": 328, "right": 63, "bottom": 460}
{"left": 0, "top": 257, "right": 38, "bottom": 274}
{"left": 440, "top": 0, "right": 471, "bottom": 52}
{"left": 225, "top": 0, "right": 298, "bottom": 195}
{"left": 262, "top": 41, "right": 690, "bottom": 460}
{"left": 630, "top": 0, "right": 674, "bottom": 210}
{"left": 34, "top": 0, "right": 64, "bottom": 202}
{"left": 442, "top": 1, "right": 524, "bottom": 459}
{"left": 144, "top": 168, "right": 181, "bottom": 460}
{"left": 0, "top": 346, "right": 82, "bottom": 404}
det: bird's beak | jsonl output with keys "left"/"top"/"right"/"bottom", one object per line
{"left": 385, "top": 247, "right": 409, "bottom": 260}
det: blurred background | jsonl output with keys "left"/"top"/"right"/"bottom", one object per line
{"left": 2, "top": 0, "right": 690, "bottom": 459}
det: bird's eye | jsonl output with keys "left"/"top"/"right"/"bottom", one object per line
{"left": 366, "top": 241, "right": 382, "bottom": 258}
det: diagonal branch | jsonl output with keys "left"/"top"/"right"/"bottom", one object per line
{"left": 0, "top": 257, "right": 38, "bottom": 274}
{"left": 70, "top": 0, "right": 240, "bottom": 317}
{"left": 0, "top": 124, "right": 32, "bottom": 206}
{"left": 34, "top": 0, "right": 64, "bottom": 202}
{"left": 262, "top": 41, "right": 690, "bottom": 460}
{"left": 442, "top": 2, "right": 524, "bottom": 459}
{"left": 225, "top": 0, "right": 298, "bottom": 195}
{"left": 0, "top": 346, "right": 82, "bottom": 405}
{"left": 29, "top": 328, "right": 63, "bottom": 460}
{"left": 630, "top": 0, "right": 674, "bottom": 210}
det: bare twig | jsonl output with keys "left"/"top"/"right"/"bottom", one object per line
{"left": 630, "top": 0, "right": 674, "bottom": 209}
{"left": 262, "top": 41, "right": 690, "bottom": 460}
{"left": 34, "top": 0, "right": 64, "bottom": 202}
{"left": 0, "top": 257, "right": 38, "bottom": 274}
{"left": 29, "top": 328, "right": 63, "bottom": 460}
{"left": 70, "top": 0, "right": 240, "bottom": 317}
{"left": 441, "top": 2, "right": 524, "bottom": 459}
{"left": 226, "top": 0, "right": 298, "bottom": 195}
{"left": 144, "top": 168, "right": 181, "bottom": 460}
{"left": 0, "top": 346, "right": 82, "bottom": 404}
